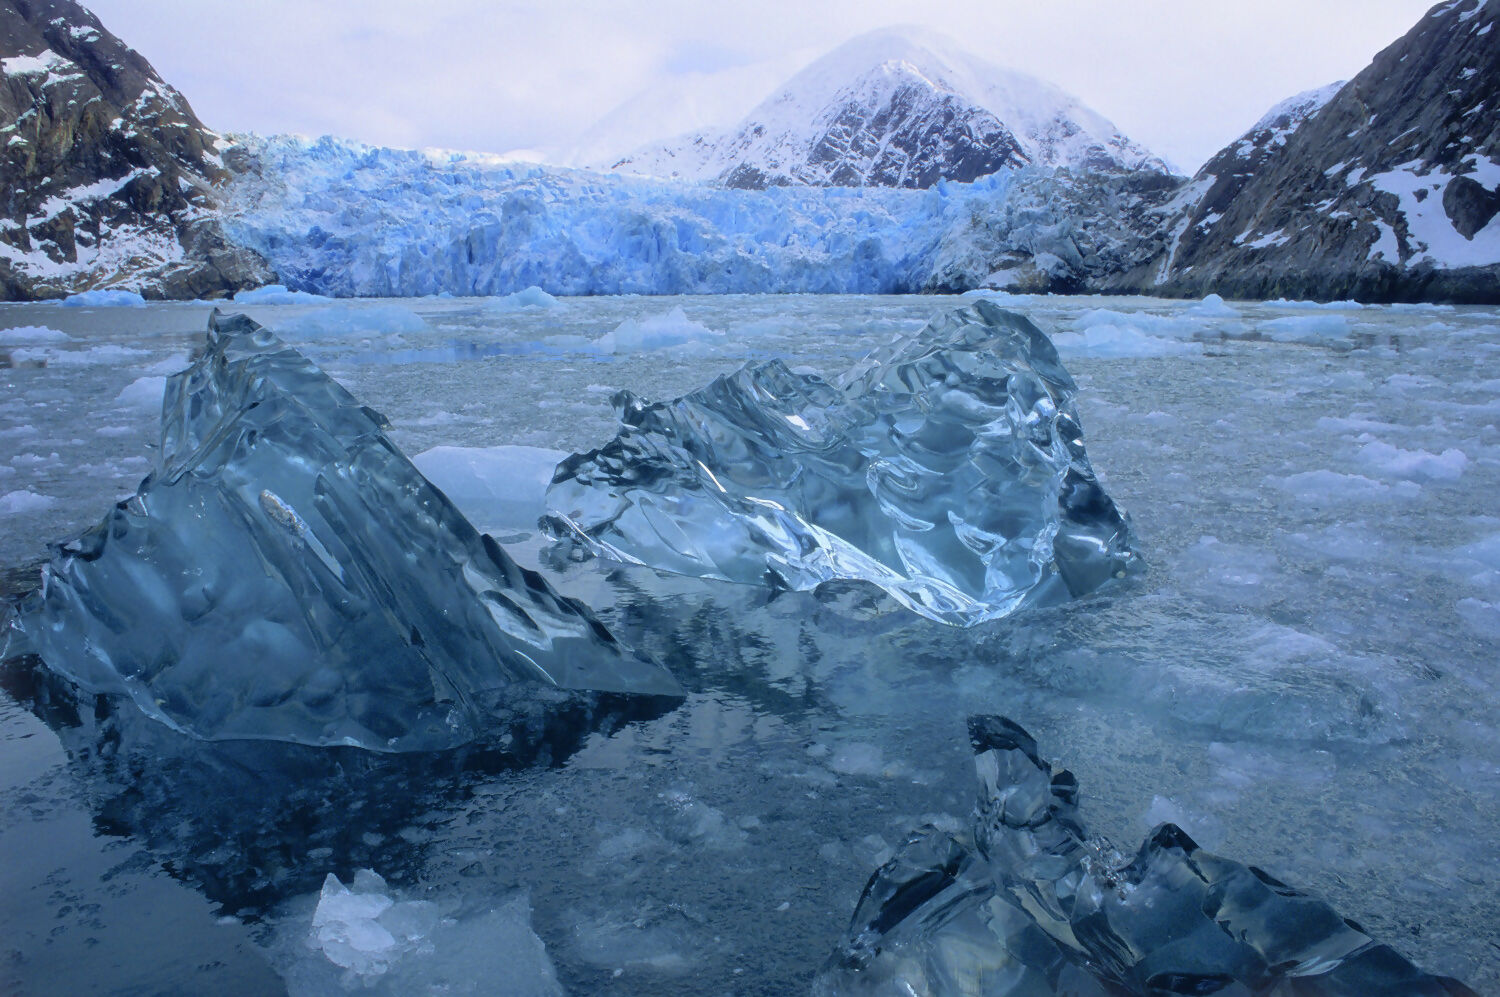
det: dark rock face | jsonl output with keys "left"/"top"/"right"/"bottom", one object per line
{"left": 1149, "top": 0, "right": 1500, "bottom": 303}
{"left": 923, "top": 167, "right": 1183, "bottom": 295}
{"left": 0, "top": 0, "right": 270, "bottom": 299}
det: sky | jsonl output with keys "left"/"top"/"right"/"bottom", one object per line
{"left": 80, "top": 0, "right": 1443, "bottom": 174}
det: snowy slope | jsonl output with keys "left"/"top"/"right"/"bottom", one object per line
{"left": 608, "top": 27, "right": 1169, "bottom": 189}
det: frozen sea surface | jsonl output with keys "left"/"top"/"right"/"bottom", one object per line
{"left": 1, "top": 292, "right": 1498, "bottom": 994}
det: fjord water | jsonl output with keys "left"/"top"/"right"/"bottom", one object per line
{"left": 1, "top": 293, "right": 1497, "bottom": 994}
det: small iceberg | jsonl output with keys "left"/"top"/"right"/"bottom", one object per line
{"left": 546, "top": 301, "right": 1135, "bottom": 626}
{"left": 4, "top": 312, "right": 681, "bottom": 751}
{"left": 816, "top": 715, "right": 1480, "bottom": 996}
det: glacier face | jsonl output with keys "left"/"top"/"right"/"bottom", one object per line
{"left": 817, "top": 714, "right": 1480, "bottom": 997}
{"left": 544, "top": 301, "right": 1134, "bottom": 626}
{"left": 5, "top": 311, "right": 680, "bottom": 751}
{"left": 217, "top": 135, "right": 1172, "bottom": 299}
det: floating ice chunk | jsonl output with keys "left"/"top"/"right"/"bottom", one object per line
{"left": 488, "top": 286, "right": 561, "bottom": 310}
{"left": 1356, "top": 439, "right": 1468, "bottom": 481}
{"left": 276, "top": 304, "right": 427, "bottom": 337}
{"left": 1268, "top": 298, "right": 1370, "bottom": 310}
{"left": 301, "top": 872, "right": 562, "bottom": 996}
{"left": 1057, "top": 308, "right": 1204, "bottom": 357}
{"left": 114, "top": 375, "right": 166, "bottom": 410}
{"left": 59, "top": 288, "right": 146, "bottom": 307}
{"left": 312, "top": 872, "right": 402, "bottom": 976}
{"left": 1274, "top": 469, "right": 1422, "bottom": 502}
{"left": 10, "top": 344, "right": 149, "bottom": 366}
{"left": 546, "top": 302, "right": 1135, "bottom": 627}
{"left": 1052, "top": 324, "right": 1203, "bottom": 358}
{"left": 233, "top": 284, "right": 334, "bottom": 304}
{"left": 815, "top": 715, "right": 1479, "bottom": 997}
{"left": 1188, "top": 292, "right": 1239, "bottom": 317}
{"left": 413, "top": 445, "right": 567, "bottom": 534}
{"left": 6, "top": 312, "right": 680, "bottom": 750}
{"left": 0, "top": 489, "right": 55, "bottom": 514}
{"left": 591, "top": 307, "right": 724, "bottom": 354}
{"left": 1261, "top": 313, "right": 1351, "bottom": 342}
{"left": 0, "top": 325, "right": 71, "bottom": 343}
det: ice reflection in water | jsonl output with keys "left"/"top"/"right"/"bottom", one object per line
{"left": 0, "top": 292, "right": 1497, "bottom": 994}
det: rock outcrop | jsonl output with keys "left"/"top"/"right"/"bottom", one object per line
{"left": 1147, "top": 0, "right": 1499, "bottom": 303}
{"left": 0, "top": 0, "right": 269, "bottom": 299}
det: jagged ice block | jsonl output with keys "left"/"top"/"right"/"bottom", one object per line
{"left": 4, "top": 312, "right": 681, "bottom": 751}
{"left": 816, "top": 715, "right": 1479, "bottom": 996}
{"left": 545, "top": 300, "right": 1135, "bottom": 626}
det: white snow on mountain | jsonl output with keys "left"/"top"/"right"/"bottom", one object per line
{"left": 1241, "top": 80, "right": 1346, "bottom": 153}
{"left": 606, "top": 27, "right": 1169, "bottom": 187}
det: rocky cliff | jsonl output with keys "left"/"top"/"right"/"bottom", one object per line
{"left": 0, "top": 0, "right": 269, "bottom": 299}
{"left": 1146, "top": 0, "right": 1499, "bottom": 302}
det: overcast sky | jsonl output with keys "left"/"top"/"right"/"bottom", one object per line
{"left": 81, "top": 0, "right": 1440, "bottom": 173}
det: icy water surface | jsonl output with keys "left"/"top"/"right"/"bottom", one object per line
{"left": 1, "top": 292, "right": 1498, "bottom": 993}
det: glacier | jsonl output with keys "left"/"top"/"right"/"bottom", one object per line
{"left": 3, "top": 311, "right": 681, "bottom": 751}
{"left": 816, "top": 714, "right": 1480, "bottom": 996}
{"left": 218, "top": 134, "right": 1171, "bottom": 298}
{"left": 544, "top": 300, "right": 1134, "bottom": 626}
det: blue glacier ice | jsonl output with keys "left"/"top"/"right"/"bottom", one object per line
{"left": 544, "top": 301, "right": 1134, "bottom": 626}
{"left": 816, "top": 715, "right": 1480, "bottom": 996}
{"left": 3, "top": 311, "right": 681, "bottom": 751}
{"left": 219, "top": 135, "right": 1160, "bottom": 297}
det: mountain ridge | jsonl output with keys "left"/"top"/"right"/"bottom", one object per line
{"left": 0, "top": 0, "right": 269, "bottom": 299}
{"left": 606, "top": 27, "right": 1171, "bottom": 189}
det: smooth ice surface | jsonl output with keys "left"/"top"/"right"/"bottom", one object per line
{"left": 4, "top": 311, "right": 680, "bottom": 750}
{"left": 546, "top": 300, "right": 1134, "bottom": 626}
{"left": 1, "top": 293, "right": 1498, "bottom": 996}
{"left": 816, "top": 715, "right": 1479, "bottom": 996}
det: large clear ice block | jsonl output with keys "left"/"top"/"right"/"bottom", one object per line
{"left": 5, "top": 312, "right": 681, "bottom": 751}
{"left": 545, "top": 301, "right": 1135, "bottom": 626}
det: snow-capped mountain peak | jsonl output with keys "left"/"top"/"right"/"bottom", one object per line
{"left": 606, "top": 27, "right": 1170, "bottom": 189}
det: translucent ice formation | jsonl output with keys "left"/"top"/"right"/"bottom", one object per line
{"left": 298, "top": 870, "right": 563, "bottom": 996}
{"left": 545, "top": 301, "right": 1134, "bottom": 626}
{"left": 815, "top": 715, "right": 1479, "bottom": 996}
{"left": 6, "top": 312, "right": 680, "bottom": 750}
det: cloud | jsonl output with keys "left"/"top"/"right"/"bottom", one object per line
{"left": 81, "top": 0, "right": 1439, "bottom": 170}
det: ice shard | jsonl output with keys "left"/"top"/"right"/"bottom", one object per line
{"left": 545, "top": 300, "right": 1134, "bottom": 626}
{"left": 4, "top": 312, "right": 681, "bottom": 751}
{"left": 816, "top": 715, "right": 1479, "bottom": 996}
